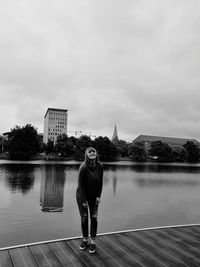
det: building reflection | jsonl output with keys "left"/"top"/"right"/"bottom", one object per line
{"left": 40, "top": 165, "right": 65, "bottom": 212}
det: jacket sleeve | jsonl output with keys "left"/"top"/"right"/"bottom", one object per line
{"left": 97, "top": 164, "right": 103, "bottom": 198}
{"left": 78, "top": 164, "right": 87, "bottom": 202}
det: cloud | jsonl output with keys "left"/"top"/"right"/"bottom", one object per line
{"left": 0, "top": 0, "right": 200, "bottom": 141}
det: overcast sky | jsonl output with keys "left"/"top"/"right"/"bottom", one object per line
{"left": 1, "top": 0, "right": 200, "bottom": 142}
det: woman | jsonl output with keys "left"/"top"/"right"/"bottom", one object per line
{"left": 76, "top": 147, "right": 103, "bottom": 254}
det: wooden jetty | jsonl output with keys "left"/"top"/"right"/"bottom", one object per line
{"left": 1, "top": 224, "right": 200, "bottom": 266}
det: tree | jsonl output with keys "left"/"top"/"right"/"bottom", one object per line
{"left": 66, "top": 136, "right": 78, "bottom": 156}
{"left": 114, "top": 139, "right": 129, "bottom": 157}
{"left": 55, "top": 134, "right": 69, "bottom": 156}
{"left": 44, "top": 139, "right": 55, "bottom": 154}
{"left": 129, "top": 141, "right": 147, "bottom": 162}
{"left": 183, "top": 141, "right": 200, "bottom": 163}
{"left": 0, "top": 135, "right": 3, "bottom": 153}
{"left": 93, "top": 136, "right": 118, "bottom": 161}
{"left": 172, "top": 146, "right": 187, "bottom": 162}
{"left": 7, "top": 124, "right": 40, "bottom": 159}
{"left": 148, "top": 141, "right": 172, "bottom": 162}
{"left": 55, "top": 135, "right": 78, "bottom": 157}
{"left": 75, "top": 135, "right": 93, "bottom": 160}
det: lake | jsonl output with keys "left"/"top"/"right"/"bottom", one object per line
{"left": 0, "top": 160, "right": 200, "bottom": 248}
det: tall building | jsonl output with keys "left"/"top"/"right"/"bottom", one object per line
{"left": 43, "top": 108, "right": 68, "bottom": 144}
{"left": 112, "top": 124, "right": 119, "bottom": 142}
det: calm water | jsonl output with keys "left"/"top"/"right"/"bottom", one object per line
{"left": 0, "top": 160, "right": 200, "bottom": 248}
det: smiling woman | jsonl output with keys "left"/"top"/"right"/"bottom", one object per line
{"left": 86, "top": 147, "right": 97, "bottom": 160}
{"left": 76, "top": 147, "right": 103, "bottom": 254}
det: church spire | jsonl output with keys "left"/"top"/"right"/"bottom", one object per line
{"left": 112, "top": 124, "right": 119, "bottom": 142}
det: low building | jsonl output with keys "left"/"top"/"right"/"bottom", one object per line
{"left": 133, "top": 134, "right": 199, "bottom": 150}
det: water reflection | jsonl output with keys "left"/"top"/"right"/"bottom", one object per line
{"left": 104, "top": 162, "right": 200, "bottom": 173}
{"left": 136, "top": 164, "right": 200, "bottom": 173}
{"left": 40, "top": 165, "right": 66, "bottom": 212}
{"left": 135, "top": 177, "right": 200, "bottom": 188}
{"left": 113, "top": 176, "right": 117, "bottom": 196}
{"left": 3, "top": 164, "right": 35, "bottom": 194}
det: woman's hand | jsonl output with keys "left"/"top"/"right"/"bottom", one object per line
{"left": 82, "top": 202, "right": 88, "bottom": 208}
{"left": 96, "top": 197, "right": 100, "bottom": 205}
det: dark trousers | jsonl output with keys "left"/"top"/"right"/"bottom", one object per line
{"left": 76, "top": 192, "right": 99, "bottom": 239}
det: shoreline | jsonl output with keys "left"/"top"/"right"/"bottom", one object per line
{"left": 0, "top": 153, "right": 200, "bottom": 164}
{"left": 0, "top": 153, "right": 131, "bottom": 162}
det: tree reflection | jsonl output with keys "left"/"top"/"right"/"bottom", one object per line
{"left": 40, "top": 165, "right": 66, "bottom": 212}
{"left": 135, "top": 176, "right": 200, "bottom": 188}
{"left": 3, "top": 164, "right": 35, "bottom": 194}
{"left": 104, "top": 162, "right": 200, "bottom": 173}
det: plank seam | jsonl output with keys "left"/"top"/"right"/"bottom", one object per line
{"left": 47, "top": 243, "right": 66, "bottom": 267}
{"left": 7, "top": 250, "right": 15, "bottom": 267}
{"left": 64, "top": 240, "right": 88, "bottom": 267}
{"left": 99, "top": 235, "right": 145, "bottom": 267}
{"left": 28, "top": 247, "right": 41, "bottom": 267}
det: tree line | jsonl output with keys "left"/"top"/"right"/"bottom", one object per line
{"left": 0, "top": 124, "right": 127, "bottom": 161}
{"left": 0, "top": 124, "right": 200, "bottom": 162}
{"left": 129, "top": 140, "right": 200, "bottom": 163}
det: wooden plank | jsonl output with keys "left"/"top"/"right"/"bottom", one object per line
{"left": 179, "top": 226, "right": 200, "bottom": 237}
{"left": 98, "top": 235, "right": 143, "bottom": 267}
{"left": 189, "top": 225, "right": 200, "bottom": 236}
{"left": 112, "top": 232, "right": 166, "bottom": 266}
{"left": 110, "top": 233, "right": 149, "bottom": 266}
{"left": 124, "top": 231, "right": 176, "bottom": 267}
{"left": 67, "top": 238, "right": 128, "bottom": 267}
{"left": 107, "top": 234, "right": 147, "bottom": 267}
{"left": 0, "top": 250, "right": 13, "bottom": 267}
{"left": 183, "top": 225, "right": 200, "bottom": 242}
{"left": 30, "top": 244, "right": 63, "bottom": 267}
{"left": 162, "top": 228, "right": 200, "bottom": 260}
{"left": 174, "top": 227, "right": 200, "bottom": 243}
{"left": 150, "top": 229, "right": 199, "bottom": 267}
{"left": 9, "top": 247, "right": 38, "bottom": 267}
{"left": 160, "top": 229, "right": 200, "bottom": 265}
{"left": 132, "top": 230, "right": 191, "bottom": 267}
{"left": 92, "top": 238, "right": 129, "bottom": 267}
{"left": 186, "top": 226, "right": 200, "bottom": 242}
{"left": 150, "top": 229, "right": 198, "bottom": 267}
{"left": 74, "top": 239, "right": 113, "bottom": 267}
{"left": 170, "top": 228, "right": 200, "bottom": 248}
{"left": 94, "top": 238, "right": 125, "bottom": 267}
{"left": 49, "top": 241, "right": 84, "bottom": 267}
{"left": 130, "top": 230, "right": 183, "bottom": 266}
{"left": 67, "top": 239, "right": 104, "bottom": 267}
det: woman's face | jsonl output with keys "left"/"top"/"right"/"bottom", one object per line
{"left": 86, "top": 148, "right": 97, "bottom": 160}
